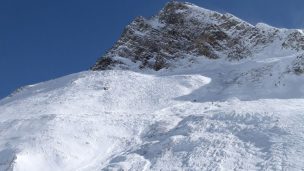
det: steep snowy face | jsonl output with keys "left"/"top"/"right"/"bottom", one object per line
{"left": 91, "top": 1, "right": 304, "bottom": 71}
{"left": 2, "top": 2, "right": 304, "bottom": 171}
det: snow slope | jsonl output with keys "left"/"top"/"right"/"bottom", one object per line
{"left": 1, "top": 57, "right": 304, "bottom": 170}
{"left": 1, "top": 2, "right": 304, "bottom": 171}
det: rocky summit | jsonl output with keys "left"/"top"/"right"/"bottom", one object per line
{"left": 92, "top": 1, "right": 304, "bottom": 72}
{"left": 1, "top": 1, "right": 304, "bottom": 171}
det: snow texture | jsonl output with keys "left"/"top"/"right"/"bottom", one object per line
{"left": 1, "top": 1, "right": 304, "bottom": 171}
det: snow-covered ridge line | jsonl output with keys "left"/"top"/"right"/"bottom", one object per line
{"left": 1, "top": 1, "right": 304, "bottom": 171}
{"left": 1, "top": 68, "right": 304, "bottom": 170}
{"left": 92, "top": 1, "right": 304, "bottom": 71}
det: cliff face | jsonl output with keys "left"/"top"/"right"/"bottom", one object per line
{"left": 91, "top": 1, "right": 304, "bottom": 71}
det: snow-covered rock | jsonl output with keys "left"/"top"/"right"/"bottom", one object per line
{"left": 1, "top": 1, "right": 304, "bottom": 171}
{"left": 91, "top": 1, "right": 303, "bottom": 71}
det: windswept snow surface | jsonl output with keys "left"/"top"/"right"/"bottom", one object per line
{"left": 1, "top": 52, "right": 304, "bottom": 170}
{"left": 2, "top": 1, "right": 304, "bottom": 169}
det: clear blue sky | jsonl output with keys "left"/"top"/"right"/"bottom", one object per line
{"left": 1, "top": 0, "right": 304, "bottom": 98}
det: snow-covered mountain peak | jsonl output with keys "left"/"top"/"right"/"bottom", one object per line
{"left": 92, "top": 1, "right": 304, "bottom": 72}
{"left": 2, "top": 2, "right": 304, "bottom": 171}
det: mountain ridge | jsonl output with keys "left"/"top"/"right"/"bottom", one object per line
{"left": 1, "top": 2, "right": 304, "bottom": 171}
{"left": 92, "top": 1, "right": 304, "bottom": 73}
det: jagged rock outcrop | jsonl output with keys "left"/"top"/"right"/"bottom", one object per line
{"left": 282, "top": 31, "right": 304, "bottom": 51}
{"left": 291, "top": 54, "right": 304, "bottom": 75}
{"left": 91, "top": 1, "right": 304, "bottom": 71}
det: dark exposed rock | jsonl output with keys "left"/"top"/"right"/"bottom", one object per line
{"left": 291, "top": 55, "right": 304, "bottom": 75}
{"left": 158, "top": 1, "right": 188, "bottom": 25}
{"left": 282, "top": 31, "right": 304, "bottom": 51}
{"left": 91, "top": 57, "right": 122, "bottom": 70}
{"left": 91, "top": 1, "right": 286, "bottom": 71}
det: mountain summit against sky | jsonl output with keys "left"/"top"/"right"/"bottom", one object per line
{"left": 92, "top": 1, "right": 304, "bottom": 72}
{"left": 1, "top": 2, "right": 304, "bottom": 171}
